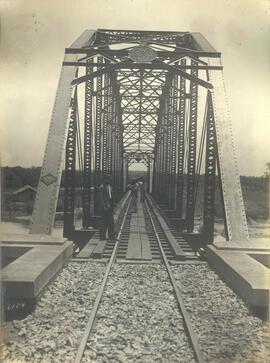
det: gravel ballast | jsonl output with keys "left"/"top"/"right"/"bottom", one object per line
{"left": 3, "top": 262, "right": 106, "bottom": 362}
{"left": 2, "top": 260, "right": 270, "bottom": 362}
{"left": 83, "top": 264, "right": 195, "bottom": 363}
{"left": 172, "top": 264, "right": 270, "bottom": 363}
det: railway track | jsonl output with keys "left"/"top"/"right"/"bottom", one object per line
{"left": 74, "top": 196, "right": 205, "bottom": 363}
{"left": 144, "top": 198, "right": 205, "bottom": 363}
{"left": 102, "top": 193, "right": 200, "bottom": 262}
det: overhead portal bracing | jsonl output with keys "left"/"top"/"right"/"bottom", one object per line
{"left": 30, "top": 29, "right": 248, "bottom": 245}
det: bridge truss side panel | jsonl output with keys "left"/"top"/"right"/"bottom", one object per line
{"left": 209, "top": 58, "right": 249, "bottom": 241}
{"left": 30, "top": 30, "right": 95, "bottom": 234}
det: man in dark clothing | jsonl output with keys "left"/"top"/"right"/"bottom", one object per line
{"left": 139, "top": 179, "right": 146, "bottom": 202}
{"left": 98, "top": 174, "right": 115, "bottom": 241}
{"left": 130, "top": 179, "right": 139, "bottom": 213}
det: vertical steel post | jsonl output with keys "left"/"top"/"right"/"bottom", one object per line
{"left": 123, "top": 155, "right": 128, "bottom": 192}
{"left": 107, "top": 75, "right": 113, "bottom": 176}
{"left": 117, "top": 107, "right": 124, "bottom": 193}
{"left": 177, "top": 59, "right": 186, "bottom": 218}
{"left": 102, "top": 71, "right": 109, "bottom": 174}
{"left": 203, "top": 92, "right": 217, "bottom": 244}
{"left": 158, "top": 99, "right": 164, "bottom": 195}
{"left": 186, "top": 59, "right": 198, "bottom": 231}
{"left": 161, "top": 95, "right": 167, "bottom": 200}
{"left": 155, "top": 103, "right": 163, "bottom": 194}
{"left": 170, "top": 75, "right": 178, "bottom": 209}
{"left": 63, "top": 95, "right": 77, "bottom": 238}
{"left": 148, "top": 156, "right": 154, "bottom": 193}
{"left": 115, "top": 99, "right": 121, "bottom": 189}
{"left": 94, "top": 57, "right": 103, "bottom": 215}
{"left": 82, "top": 64, "right": 93, "bottom": 227}
{"left": 111, "top": 89, "right": 117, "bottom": 186}
{"left": 217, "top": 151, "right": 229, "bottom": 241}
{"left": 152, "top": 129, "right": 158, "bottom": 194}
{"left": 166, "top": 83, "right": 173, "bottom": 208}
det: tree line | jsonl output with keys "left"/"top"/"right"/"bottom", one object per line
{"left": 1, "top": 167, "right": 147, "bottom": 191}
{"left": 1, "top": 167, "right": 268, "bottom": 220}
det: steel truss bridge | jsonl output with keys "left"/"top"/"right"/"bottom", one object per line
{"left": 29, "top": 29, "right": 249, "bottom": 246}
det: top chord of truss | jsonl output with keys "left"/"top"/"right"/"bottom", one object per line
{"left": 65, "top": 28, "right": 220, "bottom": 58}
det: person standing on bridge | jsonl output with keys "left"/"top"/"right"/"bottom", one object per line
{"left": 131, "top": 179, "right": 140, "bottom": 212}
{"left": 138, "top": 178, "right": 146, "bottom": 202}
{"left": 98, "top": 173, "right": 115, "bottom": 241}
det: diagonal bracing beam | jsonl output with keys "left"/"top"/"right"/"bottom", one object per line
{"left": 30, "top": 30, "right": 95, "bottom": 234}
{"left": 208, "top": 58, "right": 249, "bottom": 241}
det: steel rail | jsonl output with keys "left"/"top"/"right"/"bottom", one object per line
{"left": 74, "top": 196, "right": 133, "bottom": 363}
{"left": 144, "top": 197, "right": 205, "bottom": 363}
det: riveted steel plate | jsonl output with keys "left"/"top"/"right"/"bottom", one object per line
{"left": 209, "top": 58, "right": 249, "bottom": 241}
{"left": 30, "top": 30, "right": 96, "bottom": 235}
{"left": 40, "top": 173, "right": 57, "bottom": 186}
{"left": 128, "top": 45, "right": 157, "bottom": 63}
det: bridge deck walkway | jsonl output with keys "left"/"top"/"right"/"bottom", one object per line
{"left": 126, "top": 201, "right": 152, "bottom": 260}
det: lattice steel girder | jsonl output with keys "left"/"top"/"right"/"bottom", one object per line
{"left": 30, "top": 30, "right": 95, "bottom": 235}
{"left": 159, "top": 89, "right": 168, "bottom": 195}
{"left": 82, "top": 63, "right": 93, "bottom": 227}
{"left": 124, "top": 127, "right": 156, "bottom": 138}
{"left": 93, "top": 57, "right": 103, "bottom": 213}
{"left": 102, "top": 71, "right": 109, "bottom": 174}
{"left": 208, "top": 58, "right": 249, "bottom": 241}
{"left": 203, "top": 91, "right": 217, "bottom": 244}
{"left": 176, "top": 59, "right": 186, "bottom": 216}
{"left": 123, "top": 110, "right": 158, "bottom": 115}
{"left": 123, "top": 118, "right": 157, "bottom": 128}
{"left": 122, "top": 105, "right": 159, "bottom": 113}
{"left": 96, "top": 28, "right": 188, "bottom": 44}
{"left": 124, "top": 134, "right": 154, "bottom": 144}
{"left": 109, "top": 71, "right": 123, "bottom": 187}
{"left": 120, "top": 95, "right": 181, "bottom": 101}
{"left": 165, "top": 80, "right": 172, "bottom": 202}
{"left": 121, "top": 97, "right": 140, "bottom": 109}
{"left": 107, "top": 78, "right": 113, "bottom": 175}
{"left": 95, "top": 29, "right": 201, "bottom": 44}
{"left": 186, "top": 60, "right": 199, "bottom": 231}
{"left": 131, "top": 139, "right": 156, "bottom": 148}
{"left": 120, "top": 69, "right": 163, "bottom": 84}
{"left": 120, "top": 83, "right": 162, "bottom": 96}
{"left": 63, "top": 96, "right": 77, "bottom": 238}
{"left": 119, "top": 75, "right": 141, "bottom": 89}
{"left": 169, "top": 74, "right": 178, "bottom": 209}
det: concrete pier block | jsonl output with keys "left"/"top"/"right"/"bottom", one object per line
{"left": 1, "top": 235, "right": 73, "bottom": 300}
{"left": 206, "top": 240, "right": 270, "bottom": 308}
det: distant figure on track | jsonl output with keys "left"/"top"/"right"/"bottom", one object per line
{"left": 98, "top": 173, "right": 115, "bottom": 241}
{"left": 138, "top": 179, "right": 146, "bottom": 202}
{"left": 131, "top": 179, "right": 140, "bottom": 212}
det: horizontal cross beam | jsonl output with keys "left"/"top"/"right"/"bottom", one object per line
{"left": 65, "top": 48, "right": 221, "bottom": 58}
{"left": 63, "top": 61, "right": 222, "bottom": 71}
{"left": 71, "top": 61, "right": 213, "bottom": 89}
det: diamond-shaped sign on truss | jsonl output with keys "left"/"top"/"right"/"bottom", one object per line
{"left": 40, "top": 173, "right": 57, "bottom": 186}
{"left": 128, "top": 45, "right": 157, "bottom": 63}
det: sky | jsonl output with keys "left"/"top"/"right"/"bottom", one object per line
{"left": 0, "top": 0, "right": 269, "bottom": 176}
